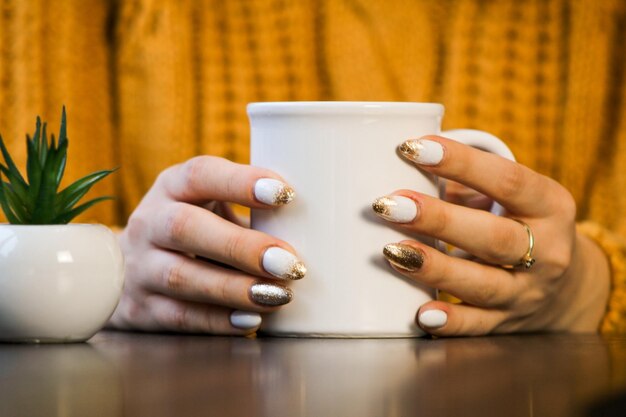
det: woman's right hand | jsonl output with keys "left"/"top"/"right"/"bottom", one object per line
{"left": 107, "top": 156, "right": 306, "bottom": 335}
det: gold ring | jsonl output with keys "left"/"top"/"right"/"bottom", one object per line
{"left": 502, "top": 219, "right": 536, "bottom": 270}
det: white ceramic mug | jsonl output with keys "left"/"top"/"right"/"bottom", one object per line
{"left": 248, "top": 102, "right": 514, "bottom": 337}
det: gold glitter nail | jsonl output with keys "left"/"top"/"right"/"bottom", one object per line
{"left": 284, "top": 260, "right": 307, "bottom": 280}
{"left": 273, "top": 185, "right": 295, "bottom": 205}
{"left": 383, "top": 243, "right": 424, "bottom": 272}
{"left": 249, "top": 283, "right": 293, "bottom": 306}
{"left": 398, "top": 139, "right": 422, "bottom": 162}
{"left": 372, "top": 196, "right": 395, "bottom": 219}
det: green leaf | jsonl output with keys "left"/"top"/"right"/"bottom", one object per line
{"left": 50, "top": 135, "right": 68, "bottom": 189}
{"left": 1, "top": 181, "right": 28, "bottom": 223}
{"left": 0, "top": 134, "right": 28, "bottom": 188}
{"left": 31, "top": 150, "right": 61, "bottom": 224}
{"left": 51, "top": 107, "right": 69, "bottom": 187}
{"left": 56, "top": 169, "right": 116, "bottom": 212}
{"left": 59, "top": 106, "right": 67, "bottom": 148}
{"left": 0, "top": 181, "right": 10, "bottom": 222}
{"left": 0, "top": 165, "right": 27, "bottom": 193}
{"left": 0, "top": 108, "right": 117, "bottom": 224}
{"left": 51, "top": 196, "right": 113, "bottom": 224}
{"left": 33, "top": 117, "right": 41, "bottom": 146}
{"left": 41, "top": 129, "right": 49, "bottom": 166}
{"left": 39, "top": 122, "right": 48, "bottom": 166}
{"left": 0, "top": 165, "right": 29, "bottom": 201}
{"left": 0, "top": 182, "right": 23, "bottom": 224}
{"left": 26, "top": 135, "right": 43, "bottom": 212}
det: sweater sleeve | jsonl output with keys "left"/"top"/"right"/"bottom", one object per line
{"left": 577, "top": 222, "right": 626, "bottom": 334}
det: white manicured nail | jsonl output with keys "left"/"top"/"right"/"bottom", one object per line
{"left": 399, "top": 139, "right": 444, "bottom": 165}
{"left": 230, "top": 310, "right": 262, "bottom": 330}
{"left": 262, "top": 247, "right": 307, "bottom": 280}
{"left": 372, "top": 195, "right": 418, "bottom": 223}
{"left": 419, "top": 309, "right": 448, "bottom": 329}
{"left": 254, "top": 178, "right": 295, "bottom": 206}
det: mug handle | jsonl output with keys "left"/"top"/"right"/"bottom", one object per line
{"left": 441, "top": 129, "right": 515, "bottom": 217}
{"left": 438, "top": 129, "right": 515, "bottom": 258}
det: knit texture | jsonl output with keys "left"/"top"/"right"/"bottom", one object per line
{"left": 0, "top": 0, "right": 116, "bottom": 224}
{"left": 578, "top": 222, "right": 626, "bottom": 334}
{"left": 1, "top": 0, "right": 626, "bottom": 330}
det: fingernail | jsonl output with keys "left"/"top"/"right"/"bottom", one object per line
{"left": 383, "top": 243, "right": 425, "bottom": 271}
{"left": 419, "top": 309, "right": 448, "bottom": 329}
{"left": 230, "top": 310, "right": 262, "bottom": 330}
{"left": 262, "top": 247, "right": 307, "bottom": 280}
{"left": 399, "top": 139, "right": 444, "bottom": 165}
{"left": 254, "top": 178, "right": 295, "bottom": 206}
{"left": 249, "top": 283, "right": 293, "bottom": 306}
{"left": 372, "top": 195, "right": 418, "bottom": 223}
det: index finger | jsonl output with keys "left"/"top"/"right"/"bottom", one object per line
{"left": 158, "top": 156, "right": 294, "bottom": 208}
{"left": 399, "top": 135, "right": 561, "bottom": 217}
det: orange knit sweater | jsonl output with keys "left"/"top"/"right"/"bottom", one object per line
{"left": 1, "top": 0, "right": 625, "bottom": 332}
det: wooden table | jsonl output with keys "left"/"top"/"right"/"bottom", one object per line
{"left": 1, "top": 331, "right": 625, "bottom": 416}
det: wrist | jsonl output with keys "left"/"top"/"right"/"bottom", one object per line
{"left": 565, "top": 232, "right": 611, "bottom": 332}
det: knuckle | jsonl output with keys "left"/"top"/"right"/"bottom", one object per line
{"left": 492, "top": 315, "right": 515, "bottom": 334}
{"left": 223, "top": 232, "right": 247, "bottom": 263}
{"left": 125, "top": 214, "right": 149, "bottom": 245}
{"left": 155, "top": 163, "right": 188, "bottom": 197}
{"left": 217, "top": 274, "right": 229, "bottom": 304}
{"left": 208, "top": 313, "right": 224, "bottom": 334}
{"left": 223, "top": 167, "right": 240, "bottom": 198}
{"left": 479, "top": 311, "right": 508, "bottom": 335}
{"left": 124, "top": 254, "right": 140, "bottom": 283}
{"left": 180, "top": 156, "right": 206, "bottom": 195}
{"left": 124, "top": 297, "right": 146, "bottom": 328}
{"left": 169, "top": 304, "right": 192, "bottom": 331}
{"left": 181, "top": 156, "right": 241, "bottom": 201}
{"left": 108, "top": 295, "right": 134, "bottom": 329}
{"left": 475, "top": 317, "right": 495, "bottom": 335}
{"left": 556, "top": 188, "right": 577, "bottom": 221}
{"left": 163, "top": 203, "right": 191, "bottom": 245}
{"left": 548, "top": 245, "right": 573, "bottom": 277}
{"left": 518, "top": 287, "right": 547, "bottom": 313}
{"left": 487, "top": 225, "right": 520, "bottom": 261}
{"left": 472, "top": 281, "right": 502, "bottom": 307}
{"left": 452, "top": 311, "right": 468, "bottom": 335}
{"left": 179, "top": 155, "right": 224, "bottom": 198}
{"left": 429, "top": 205, "right": 451, "bottom": 236}
{"left": 496, "top": 163, "right": 526, "bottom": 201}
{"left": 557, "top": 239, "right": 574, "bottom": 267}
{"left": 154, "top": 165, "right": 174, "bottom": 188}
{"left": 163, "top": 259, "right": 188, "bottom": 293}
{"left": 424, "top": 254, "right": 446, "bottom": 287}
{"left": 201, "top": 271, "right": 229, "bottom": 304}
{"left": 507, "top": 279, "right": 541, "bottom": 313}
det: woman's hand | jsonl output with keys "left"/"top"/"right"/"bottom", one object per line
{"left": 373, "top": 135, "right": 610, "bottom": 336}
{"left": 108, "top": 156, "right": 306, "bottom": 335}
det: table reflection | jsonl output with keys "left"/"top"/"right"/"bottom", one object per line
{"left": 253, "top": 335, "right": 617, "bottom": 417}
{"left": 1, "top": 332, "right": 625, "bottom": 417}
{"left": 257, "top": 338, "right": 428, "bottom": 417}
{"left": 0, "top": 343, "right": 122, "bottom": 417}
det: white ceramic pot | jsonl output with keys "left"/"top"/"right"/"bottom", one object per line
{"left": 0, "top": 224, "right": 124, "bottom": 343}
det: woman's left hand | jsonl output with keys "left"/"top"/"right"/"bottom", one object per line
{"left": 373, "top": 135, "right": 610, "bottom": 336}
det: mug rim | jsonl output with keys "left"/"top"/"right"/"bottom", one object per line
{"left": 247, "top": 101, "right": 444, "bottom": 116}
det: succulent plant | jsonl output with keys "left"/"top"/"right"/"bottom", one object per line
{"left": 0, "top": 107, "right": 115, "bottom": 224}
